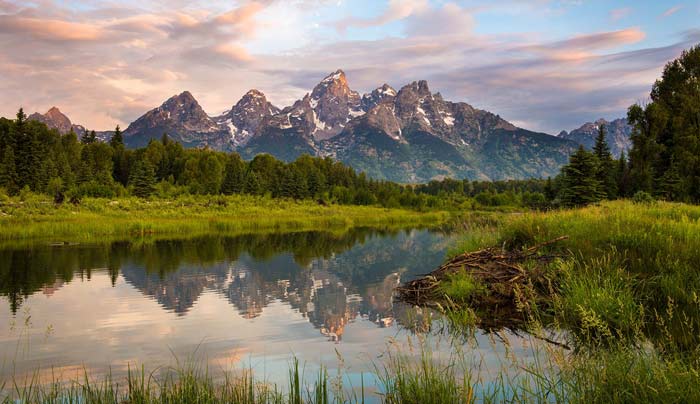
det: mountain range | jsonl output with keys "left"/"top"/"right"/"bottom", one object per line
{"left": 558, "top": 118, "right": 633, "bottom": 157}
{"left": 26, "top": 70, "right": 633, "bottom": 182}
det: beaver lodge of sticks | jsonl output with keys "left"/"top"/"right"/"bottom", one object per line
{"left": 396, "top": 236, "right": 569, "bottom": 331}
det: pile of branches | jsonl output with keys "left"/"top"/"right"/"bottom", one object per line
{"left": 396, "top": 236, "right": 568, "bottom": 330}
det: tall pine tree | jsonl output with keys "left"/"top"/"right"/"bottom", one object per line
{"left": 129, "top": 158, "right": 156, "bottom": 198}
{"left": 0, "top": 146, "right": 18, "bottom": 194}
{"left": 560, "top": 146, "right": 605, "bottom": 206}
{"left": 626, "top": 44, "right": 700, "bottom": 201}
{"left": 592, "top": 124, "right": 617, "bottom": 199}
{"left": 109, "top": 125, "right": 123, "bottom": 148}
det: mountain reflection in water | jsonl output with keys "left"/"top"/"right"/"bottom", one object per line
{"left": 0, "top": 228, "right": 450, "bottom": 343}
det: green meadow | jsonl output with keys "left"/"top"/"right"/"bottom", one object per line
{"left": 0, "top": 193, "right": 449, "bottom": 243}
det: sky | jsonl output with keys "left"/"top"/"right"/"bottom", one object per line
{"left": 0, "top": 0, "right": 698, "bottom": 134}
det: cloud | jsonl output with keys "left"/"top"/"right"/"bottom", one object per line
{"left": 545, "top": 28, "right": 646, "bottom": 51}
{"left": 335, "top": 0, "right": 429, "bottom": 32}
{"left": 0, "top": 0, "right": 692, "bottom": 135}
{"left": 661, "top": 5, "right": 682, "bottom": 17}
{"left": 404, "top": 3, "right": 475, "bottom": 37}
{"left": 0, "top": 16, "right": 103, "bottom": 41}
{"left": 609, "top": 7, "right": 631, "bottom": 21}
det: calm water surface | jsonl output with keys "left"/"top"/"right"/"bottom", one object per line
{"left": 0, "top": 228, "right": 538, "bottom": 391}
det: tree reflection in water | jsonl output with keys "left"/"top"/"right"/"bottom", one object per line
{"left": 0, "top": 227, "right": 451, "bottom": 341}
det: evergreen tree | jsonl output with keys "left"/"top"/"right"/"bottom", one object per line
{"left": 129, "top": 158, "right": 156, "bottom": 198}
{"left": 16, "top": 108, "right": 26, "bottom": 129}
{"left": 280, "top": 167, "right": 308, "bottom": 199}
{"left": 543, "top": 177, "right": 556, "bottom": 201}
{"left": 615, "top": 151, "right": 630, "bottom": 198}
{"left": 109, "top": 125, "right": 123, "bottom": 148}
{"left": 81, "top": 129, "right": 97, "bottom": 144}
{"left": 221, "top": 154, "right": 246, "bottom": 195}
{"left": 560, "top": 146, "right": 605, "bottom": 206}
{"left": 306, "top": 169, "right": 324, "bottom": 198}
{"left": 243, "top": 171, "right": 262, "bottom": 195}
{"left": 13, "top": 108, "right": 34, "bottom": 190}
{"left": 198, "top": 153, "right": 224, "bottom": 195}
{"left": 658, "top": 159, "right": 683, "bottom": 201}
{"left": 0, "top": 146, "right": 18, "bottom": 194}
{"left": 625, "top": 44, "right": 700, "bottom": 201}
{"left": 593, "top": 124, "right": 617, "bottom": 199}
{"left": 593, "top": 124, "right": 611, "bottom": 159}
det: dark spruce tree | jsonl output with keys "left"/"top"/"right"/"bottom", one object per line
{"left": 560, "top": 145, "right": 604, "bottom": 206}
{"left": 129, "top": 158, "right": 156, "bottom": 198}
{"left": 81, "top": 129, "right": 97, "bottom": 144}
{"left": 14, "top": 108, "right": 36, "bottom": 190}
{"left": 615, "top": 151, "right": 630, "bottom": 198}
{"left": 221, "top": 153, "right": 246, "bottom": 195}
{"left": 627, "top": 44, "right": 700, "bottom": 201}
{"left": 109, "top": 125, "right": 123, "bottom": 148}
{"left": 592, "top": 124, "right": 617, "bottom": 199}
{"left": 0, "top": 145, "right": 18, "bottom": 194}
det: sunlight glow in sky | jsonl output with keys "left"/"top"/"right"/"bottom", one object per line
{"left": 1, "top": 0, "right": 698, "bottom": 133}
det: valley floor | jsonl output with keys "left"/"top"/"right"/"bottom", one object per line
{"left": 0, "top": 194, "right": 449, "bottom": 244}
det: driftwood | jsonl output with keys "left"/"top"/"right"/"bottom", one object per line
{"left": 396, "top": 236, "right": 569, "bottom": 331}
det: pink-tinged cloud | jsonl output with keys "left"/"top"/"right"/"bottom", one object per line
{"left": 213, "top": 43, "right": 254, "bottom": 62}
{"left": 215, "top": 2, "right": 265, "bottom": 26}
{"left": 545, "top": 28, "right": 645, "bottom": 51}
{"left": 0, "top": 16, "right": 103, "bottom": 41}
{"left": 610, "top": 7, "right": 631, "bottom": 21}
{"left": 335, "top": 0, "right": 429, "bottom": 32}
{"left": 662, "top": 5, "right": 682, "bottom": 17}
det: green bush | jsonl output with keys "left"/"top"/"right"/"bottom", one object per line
{"left": 633, "top": 191, "right": 655, "bottom": 204}
{"left": 75, "top": 181, "right": 117, "bottom": 198}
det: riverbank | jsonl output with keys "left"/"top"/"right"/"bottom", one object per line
{"left": 401, "top": 199, "right": 700, "bottom": 402}
{"left": 0, "top": 193, "right": 450, "bottom": 243}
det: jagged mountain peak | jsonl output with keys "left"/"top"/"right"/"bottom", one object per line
{"left": 302, "top": 69, "right": 363, "bottom": 140}
{"left": 320, "top": 69, "right": 346, "bottom": 83}
{"left": 160, "top": 91, "right": 201, "bottom": 112}
{"left": 28, "top": 106, "right": 74, "bottom": 134}
{"left": 214, "top": 89, "right": 280, "bottom": 147}
{"left": 234, "top": 89, "right": 277, "bottom": 111}
{"left": 399, "top": 80, "right": 431, "bottom": 97}
{"left": 362, "top": 84, "right": 397, "bottom": 111}
{"left": 559, "top": 117, "right": 632, "bottom": 157}
{"left": 124, "top": 91, "right": 228, "bottom": 149}
{"left": 312, "top": 69, "right": 354, "bottom": 99}
{"left": 45, "top": 106, "right": 64, "bottom": 115}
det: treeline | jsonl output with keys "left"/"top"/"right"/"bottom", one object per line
{"left": 555, "top": 44, "right": 700, "bottom": 206}
{"left": 414, "top": 178, "right": 550, "bottom": 208}
{"left": 0, "top": 113, "right": 450, "bottom": 209}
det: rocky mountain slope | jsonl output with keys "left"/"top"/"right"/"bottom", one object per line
{"left": 28, "top": 107, "right": 86, "bottom": 135}
{"left": 28, "top": 107, "right": 116, "bottom": 141}
{"left": 123, "top": 91, "right": 231, "bottom": 149}
{"left": 213, "top": 89, "right": 280, "bottom": 147}
{"left": 239, "top": 71, "right": 578, "bottom": 181}
{"left": 559, "top": 118, "right": 632, "bottom": 157}
{"left": 41, "top": 70, "right": 584, "bottom": 182}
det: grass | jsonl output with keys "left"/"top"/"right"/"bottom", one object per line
{"left": 437, "top": 272, "right": 488, "bottom": 305}
{"left": 5, "top": 199, "right": 700, "bottom": 402}
{"left": 414, "top": 199, "right": 700, "bottom": 402}
{"left": 0, "top": 193, "right": 450, "bottom": 243}
{"left": 0, "top": 338, "right": 571, "bottom": 404}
